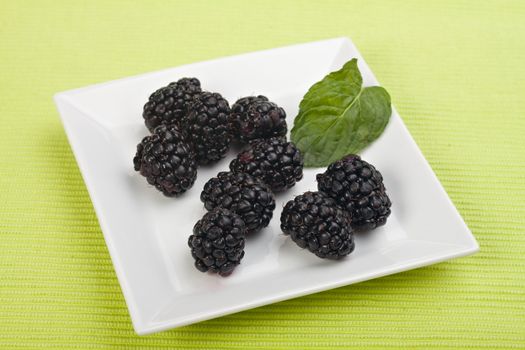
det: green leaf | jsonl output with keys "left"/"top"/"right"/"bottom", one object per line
{"left": 291, "top": 59, "right": 392, "bottom": 167}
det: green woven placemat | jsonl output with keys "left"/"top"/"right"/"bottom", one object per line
{"left": 1, "top": 1, "right": 524, "bottom": 348}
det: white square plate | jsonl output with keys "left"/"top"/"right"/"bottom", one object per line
{"left": 54, "top": 37, "right": 479, "bottom": 335}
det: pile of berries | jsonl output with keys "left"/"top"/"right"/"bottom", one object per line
{"left": 133, "top": 77, "right": 390, "bottom": 277}
{"left": 281, "top": 155, "right": 391, "bottom": 260}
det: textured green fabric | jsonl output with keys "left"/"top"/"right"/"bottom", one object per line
{"left": 1, "top": 0, "right": 524, "bottom": 348}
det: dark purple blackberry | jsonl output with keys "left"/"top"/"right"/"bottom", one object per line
{"left": 230, "top": 96, "right": 287, "bottom": 143}
{"left": 229, "top": 137, "right": 303, "bottom": 192}
{"left": 133, "top": 125, "right": 197, "bottom": 197}
{"left": 201, "top": 172, "right": 275, "bottom": 235}
{"left": 142, "top": 78, "right": 201, "bottom": 132}
{"left": 182, "top": 92, "right": 232, "bottom": 165}
{"left": 317, "top": 155, "right": 391, "bottom": 230}
{"left": 280, "top": 191, "right": 355, "bottom": 259}
{"left": 229, "top": 96, "right": 267, "bottom": 140}
{"left": 188, "top": 208, "right": 246, "bottom": 276}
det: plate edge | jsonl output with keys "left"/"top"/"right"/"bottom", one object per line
{"left": 54, "top": 37, "right": 349, "bottom": 97}
{"left": 136, "top": 243, "right": 478, "bottom": 335}
{"left": 53, "top": 94, "right": 147, "bottom": 333}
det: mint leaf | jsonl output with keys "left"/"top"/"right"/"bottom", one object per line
{"left": 291, "top": 59, "right": 391, "bottom": 167}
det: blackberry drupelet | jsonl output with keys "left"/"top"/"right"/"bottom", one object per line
{"left": 229, "top": 137, "right": 303, "bottom": 192}
{"left": 201, "top": 172, "right": 275, "bottom": 235}
{"left": 230, "top": 96, "right": 287, "bottom": 143}
{"left": 142, "top": 78, "right": 201, "bottom": 132}
{"left": 280, "top": 191, "right": 355, "bottom": 259}
{"left": 188, "top": 208, "right": 246, "bottom": 276}
{"left": 182, "top": 92, "right": 232, "bottom": 165}
{"left": 317, "top": 154, "right": 391, "bottom": 230}
{"left": 133, "top": 125, "right": 197, "bottom": 197}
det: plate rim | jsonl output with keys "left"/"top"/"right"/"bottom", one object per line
{"left": 143, "top": 244, "right": 478, "bottom": 335}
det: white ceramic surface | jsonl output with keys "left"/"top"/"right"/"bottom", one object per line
{"left": 54, "top": 37, "right": 479, "bottom": 335}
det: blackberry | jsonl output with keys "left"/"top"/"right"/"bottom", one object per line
{"left": 280, "top": 191, "right": 355, "bottom": 259}
{"left": 229, "top": 96, "right": 267, "bottom": 140}
{"left": 188, "top": 208, "right": 246, "bottom": 276}
{"left": 142, "top": 78, "right": 201, "bottom": 132}
{"left": 201, "top": 172, "right": 275, "bottom": 235}
{"left": 230, "top": 96, "right": 287, "bottom": 143}
{"left": 133, "top": 125, "right": 197, "bottom": 197}
{"left": 182, "top": 92, "right": 232, "bottom": 165}
{"left": 317, "top": 155, "right": 391, "bottom": 230}
{"left": 229, "top": 137, "right": 303, "bottom": 192}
